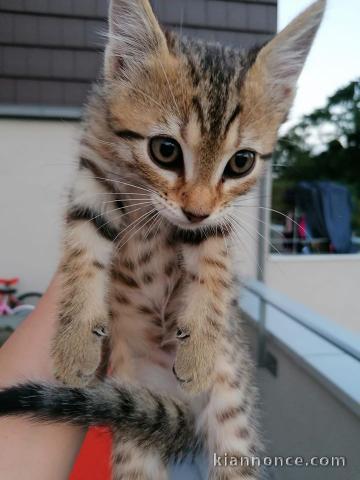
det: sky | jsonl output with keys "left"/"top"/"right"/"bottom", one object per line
{"left": 279, "top": 0, "right": 360, "bottom": 128}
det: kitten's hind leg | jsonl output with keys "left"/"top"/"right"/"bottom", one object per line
{"left": 112, "top": 436, "right": 168, "bottom": 480}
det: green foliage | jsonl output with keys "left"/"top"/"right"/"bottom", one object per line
{"left": 273, "top": 78, "right": 360, "bottom": 233}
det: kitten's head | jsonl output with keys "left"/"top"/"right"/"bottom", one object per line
{"left": 99, "top": 0, "right": 326, "bottom": 230}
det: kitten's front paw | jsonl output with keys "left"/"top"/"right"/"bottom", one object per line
{"left": 52, "top": 323, "right": 108, "bottom": 387}
{"left": 173, "top": 328, "right": 216, "bottom": 394}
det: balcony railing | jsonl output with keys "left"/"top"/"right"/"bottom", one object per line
{"left": 239, "top": 279, "right": 360, "bottom": 418}
{"left": 238, "top": 280, "right": 360, "bottom": 479}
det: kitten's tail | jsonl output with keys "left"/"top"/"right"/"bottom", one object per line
{"left": 0, "top": 381, "right": 200, "bottom": 459}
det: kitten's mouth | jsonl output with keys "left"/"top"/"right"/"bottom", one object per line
{"left": 169, "top": 222, "right": 232, "bottom": 244}
{"left": 153, "top": 199, "right": 232, "bottom": 238}
{"left": 151, "top": 197, "right": 221, "bottom": 232}
{"left": 175, "top": 219, "right": 211, "bottom": 230}
{"left": 173, "top": 217, "right": 232, "bottom": 234}
{"left": 157, "top": 207, "right": 224, "bottom": 231}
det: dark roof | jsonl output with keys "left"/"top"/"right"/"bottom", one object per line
{"left": 0, "top": 0, "right": 277, "bottom": 117}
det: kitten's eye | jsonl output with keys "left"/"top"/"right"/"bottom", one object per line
{"left": 149, "top": 136, "right": 183, "bottom": 170}
{"left": 223, "top": 150, "right": 256, "bottom": 179}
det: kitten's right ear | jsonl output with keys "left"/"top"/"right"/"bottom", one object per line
{"left": 245, "top": 0, "right": 326, "bottom": 117}
{"left": 104, "top": 0, "right": 168, "bottom": 80}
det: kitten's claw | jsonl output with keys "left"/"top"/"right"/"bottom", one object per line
{"left": 176, "top": 328, "right": 190, "bottom": 341}
{"left": 93, "top": 325, "right": 108, "bottom": 337}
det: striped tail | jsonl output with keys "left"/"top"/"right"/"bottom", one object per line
{"left": 0, "top": 381, "right": 200, "bottom": 460}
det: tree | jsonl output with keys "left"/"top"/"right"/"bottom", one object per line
{"left": 272, "top": 78, "right": 360, "bottom": 233}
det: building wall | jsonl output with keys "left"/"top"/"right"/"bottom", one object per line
{"left": 0, "top": 0, "right": 277, "bottom": 108}
{"left": 267, "top": 255, "right": 360, "bottom": 333}
{"left": 0, "top": 119, "right": 79, "bottom": 293}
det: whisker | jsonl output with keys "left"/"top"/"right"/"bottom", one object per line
{"left": 229, "top": 213, "right": 282, "bottom": 257}
{"left": 225, "top": 214, "right": 264, "bottom": 277}
{"left": 230, "top": 214, "right": 287, "bottom": 276}
{"left": 154, "top": 214, "right": 164, "bottom": 238}
{"left": 220, "top": 223, "right": 229, "bottom": 256}
{"left": 233, "top": 205, "right": 303, "bottom": 231}
{"left": 124, "top": 84, "right": 166, "bottom": 112}
{"left": 106, "top": 175, "right": 158, "bottom": 195}
{"left": 103, "top": 199, "right": 153, "bottom": 206}
{"left": 59, "top": 194, "right": 150, "bottom": 209}
{"left": 92, "top": 205, "right": 153, "bottom": 240}
{"left": 115, "top": 210, "right": 159, "bottom": 252}
{"left": 121, "top": 204, "right": 153, "bottom": 216}
{"left": 144, "top": 211, "right": 161, "bottom": 240}
{"left": 236, "top": 193, "right": 271, "bottom": 202}
{"left": 78, "top": 205, "right": 125, "bottom": 225}
{"left": 83, "top": 175, "right": 157, "bottom": 195}
{"left": 257, "top": 206, "right": 303, "bottom": 232}
{"left": 113, "top": 208, "right": 157, "bottom": 244}
{"left": 90, "top": 192, "right": 151, "bottom": 197}
{"left": 157, "top": 58, "right": 181, "bottom": 118}
{"left": 100, "top": 192, "right": 150, "bottom": 197}
{"left": 231, "top": 208, "right": 271, "bottom": 232}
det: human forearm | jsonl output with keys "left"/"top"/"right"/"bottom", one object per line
{"left": 0, "top": 276, "right": 85, "bottom": 480}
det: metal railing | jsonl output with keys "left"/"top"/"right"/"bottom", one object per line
{"left": 242, "top": 280, "right": 360, "bottom": 364}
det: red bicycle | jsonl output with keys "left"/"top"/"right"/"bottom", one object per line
{"left": 0, "top": 278, "right": 42, "bottom": 315}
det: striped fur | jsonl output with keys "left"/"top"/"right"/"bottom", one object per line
{"left": 0, "top": 308, "right": 261, "bottom": 479}
{"left": 2, "top": 1, "right": 326, "bottom": 479}
{"left": 0, "top": 381, "right": 198, "bottom": 461}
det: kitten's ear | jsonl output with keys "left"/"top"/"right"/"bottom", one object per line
{"left": 248, "top": 0, "right": 326, "bottom": 111}
{"left": 104, "top": 0, "right": 168, "bottom": 79}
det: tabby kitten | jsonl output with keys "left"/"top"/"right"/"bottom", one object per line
{"left": 0, "top": 1, "right": 325, "bottom": 479}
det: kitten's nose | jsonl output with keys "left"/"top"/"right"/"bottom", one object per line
{"left": 182, "top": 209, "right": 209, "bottom": 223}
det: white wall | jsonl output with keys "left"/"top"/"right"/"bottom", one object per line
{"left": 267, "top": 255, "right": 360, "bottom": 333}
{"left": 0, "top": 119, "right": 79, "bottom": 293}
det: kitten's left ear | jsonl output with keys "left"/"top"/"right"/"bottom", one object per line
{"left": 247, "top": 0, "right": 326, "bottom": 114}
{"left": 104, "top": 0, "right": 168, "bottom": 80}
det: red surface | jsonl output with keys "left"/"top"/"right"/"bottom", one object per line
{"left": 0, "top": 277, "right": 19, "bottom": 286}
{"left": 70, "top": 427, "right": 112, "bottom": 480}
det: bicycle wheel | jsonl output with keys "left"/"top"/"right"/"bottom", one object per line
{"left": 17, "top": 292, "right": 42, "bottom": 307}
{"left": 12, "top": 305, "right": 35, "bottom": 314}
